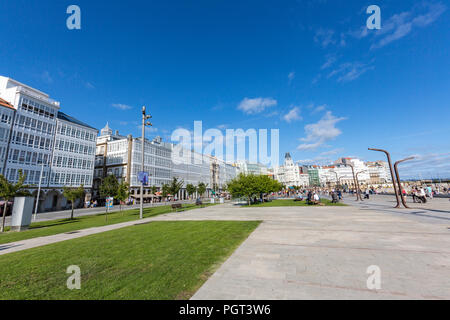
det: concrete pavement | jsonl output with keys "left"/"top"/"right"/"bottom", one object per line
{"left": 1, "top": 195, "right": 449, "bottom": 299}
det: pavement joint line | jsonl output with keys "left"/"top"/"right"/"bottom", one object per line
{"left": 284, "top": 280, "right": 447, "bottom": 300}
{"left": 255, "top": 242, "right": 450, "bottom": 254}
{"left": 261, "top": 227, "right": 450, "bottom": 235}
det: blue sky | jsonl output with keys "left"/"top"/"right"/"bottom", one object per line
{"left": 1, "top": 0, "right": 449, "bottom": 178}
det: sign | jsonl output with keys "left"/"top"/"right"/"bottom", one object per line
{"left": 106, "top": 197, "right": 114, "bottom": 208}
{"left": 138, "top": 172, "right": 149, "bottom": 186}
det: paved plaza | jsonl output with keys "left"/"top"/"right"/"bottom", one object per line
{"left": 1, "top": 195, "right": 449, "bottom": 299}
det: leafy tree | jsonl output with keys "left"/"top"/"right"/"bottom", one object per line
{"left": 63, "top": 185, "right": 85, "bottom": 220}
{"left": 197, "top": 182, "right": 208, "bottom": 198}
{"left": 150, "top": 185, "right": 158, "bottom": 195}
{"left": 116, "top": 181, "right": 130, "bottom": 214}
{"left": 186, "top": 184, "right": 197, "bottom": 199}
{"left": 168, "top": 177, "right": 184, "bottom": 200}
{"left": 161, "top": 184, "right": 170, "bottom": 199}
{"left": 99, "top": 175, "right": 119, "bottom": 221}
{"left": 227, "top": 174, "right": 282, "bottom": 205}
{"left": 0, "top": 170, "right": 29, "bottom": 232}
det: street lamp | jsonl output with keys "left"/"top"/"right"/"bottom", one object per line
{"left": 140, "top": 106, "right": 152, "bottom": 219}
{"left": 394, "top": 157, "right": 415, "bottom": 209}
{"left": 356, "top": 170, "right": 368, "bottom": 201}
{"left": 344, "top": 163, "right": 362, "bottom": 201}
{"left": 368, "top": 148, "right": 401, "bottom": 208}
{"left": 330, "top": 170, "right": 339, "bottom": 189}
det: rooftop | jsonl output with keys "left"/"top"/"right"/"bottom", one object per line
{"left": 57, "top": 111, "right": 98, "bottom": 131}
{"left": 0, "top": 97, "right": 15, "bottom": 110}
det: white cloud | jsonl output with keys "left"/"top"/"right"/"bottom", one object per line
{"left": 297, "top": 111, "right": 346, "bottom": 151}
{"left": 112, "top": 103, "right": 133, "bottom": 110}
{"left": 372, "top": 3, "right": 446, "bottom": 49}
{"left": 288, "top": 71, "right": 295, "bottom": 84}
{"left": 328, "top": 61, "right": 374, "bottom": 82}
{"left": 283, "top": 106, "right": 302, "bottom": 123}
{"left": 237, "top": 97, "right": 277, "bottom": 114}
{"left": 314, "top": 28, "right": 336, "bottom": 48}
{"left": 321, "top": 55, "right": 338, "bottom": 70}
{"left": 41, "top": 71, "right": 53, "bottom": 84}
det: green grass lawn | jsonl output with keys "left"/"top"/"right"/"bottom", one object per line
{"left": 246, "top": 199, "right": 347, "bottom": 207}
{"left": 0, "top": 203, "right": 215, "bottom": 245}
{"left": 0, "top": 220, "right": 260, "bottom": 300}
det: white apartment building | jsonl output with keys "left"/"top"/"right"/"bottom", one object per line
{"left": 94, "top": 124, "right": 237, "bottom": 201}
{"left": 274, "top": 153, "right": 309, "bottom": 187}
{"left": 0, "top": 76, "right": 98, "bottom": 212}
{"left": 0, "top": 98, "right": 15, "bottom": 175}
{"left": 235, "top": 161, "right": 269, "bottom": 176}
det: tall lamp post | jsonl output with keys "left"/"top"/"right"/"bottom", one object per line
{"left": 356, "top": 170, "right": 368, "bottom": 201}
{"left": 368, "top": 148, "right": 401, "bottom": 208}
{"left": 345, "top": 163, "right": 362, "bottom": 201}
{"left": 330, "top": 170, "right": 339, "bottom": 189}
{"left": 140, "top": 106, "right": 152, "bottom": 220}
{"left": 394, "top": 157, "right": 415, "bottom": 209}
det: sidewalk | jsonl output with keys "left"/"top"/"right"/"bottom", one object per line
{"left": 4, "top": 199, "right": 196, "bottom": 226}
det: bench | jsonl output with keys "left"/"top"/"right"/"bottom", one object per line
{"left": 171, "top": 203, "right": 183, "bottom": 212}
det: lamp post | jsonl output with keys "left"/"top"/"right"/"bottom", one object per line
{"left": 356, "top": 170, "right": 368, "bottom": 201}
{"left": 345, "top": 163, "right": 362, "bottom": 201}
{"left": 140, "top": 106, "right": 152, "bottom": 220}
{"left": 330, "top": 170, "right": 339, "bottom": 189}
{"left": 394, "top": 157, "right": 415, "bottom": 209}
{"left": 368, "top": 148, "right": 401, "bottom": 208}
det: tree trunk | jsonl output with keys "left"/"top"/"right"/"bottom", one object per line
{"left": 70, "top": 202, "right": 74, "bottom": 220}
{"left": 120, "top": 203, "right": 123, "bottom": 216}
{"left": 1, "top": 201, "right": 8, "bottom": 233}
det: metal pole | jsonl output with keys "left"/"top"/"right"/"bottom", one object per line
{"left": 394, "top": 157, "right": 415, "bottom": 209}
{"left": 140, "top": 106, "right": 152, "bottom": 220}
{"left": 346, "top": 163, "right": 362, "bottom": 201}
{"left": 33, "top": 163, "right": 44, "bottom": 221}
{"left": 356, "top": 171, "right": 367, "bottom": 201}
{"left": 140, "top": 107, "right": 145, "bottom": 220}
{"left": 368, "top": 148, "right": 401, "bottom": 208}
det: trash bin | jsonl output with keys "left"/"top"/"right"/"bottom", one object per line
{"left": 11, "top": 197, "right": 34, "bottom": 232}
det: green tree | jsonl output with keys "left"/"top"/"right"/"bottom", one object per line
{"left": 168, "top": 177, "right": 184, "bottom": 201}
{"left": 0, "top": 170, "right": 29, "bottom": 232}
{"left": 197, "top": 182, "right": 208, "bottom": 198}
{"left": 161, "top": 184, "right": 170, "bottom": 199}
{"left": 227, "top": 174, "right": 282, "bottom": 205}
{"left": 99, "top": 175, "right": 119, "bottom": 221}
{"left": 63, "top": 185, "right": 85, "bottom": 220}
{"left": 186, "top": 184, "right": 197, "bottom": 199}
{"left": 150, "top": 185, "right": 158, "bottom": 195}
{"left": 116, "top": 181, "right": 130, "bottom": 214}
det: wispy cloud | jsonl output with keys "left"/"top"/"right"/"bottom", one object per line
{"left": 349, "top": 3, "right": 446, "bottom": 49}
{"left": 321, "top": 54, "right": 338, "bottom": 70}
{"left": 283, "top": 106, "right": 302, "bottom": 123}
{"left": 328, "top": 61, "right": 374, "bottom": 82}
{"left": 314, "top": 28, "right": 336, "bottom": 48}
{"left": 297, "top": 111, "right": 346, "bottom": 151}
{"left": 85, "top": 82, "right": 95, "bottom": 89}
{"left": 288, "top": 71, "right": 296, "bottom": 84}
{"left": 112, "top": 103, "right": 133, "bottom": 110}
{"left": 41, "top": 71, "right": 53, "bottom": 84}
{"left": 237, "top": 97, "right": 277, "bottom": 114}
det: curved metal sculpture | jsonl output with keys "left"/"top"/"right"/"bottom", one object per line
{"left": 394, "top": 157, "right": 415, "bottom": 209}
{"left": 368, "top": 148, "right": 401, "bottom": 208}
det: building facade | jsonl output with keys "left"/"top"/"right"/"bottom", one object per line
{"left": 274, "top": 153, "right": 309, "bottom": 187}
{"left": 93, "top": 124, "right": 237, "bottom": 200}
{"left": 0, "top": 76, "right": 98, "bottom": 212}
